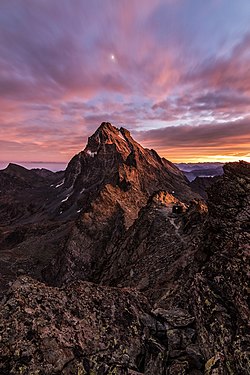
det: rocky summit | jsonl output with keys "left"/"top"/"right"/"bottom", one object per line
{"left": 43, "top": 122, "right": 197, "bottom": 286}
{"left": 0, "top": 123, "right": 249, "bottom": 375}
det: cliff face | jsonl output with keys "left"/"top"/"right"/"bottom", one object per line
{"left": 61, "top": 122, "right": 195, "bottom": 224}
{"left": 190, "top": 176, "right": 220, "bottom": 200}
{"left": 0, "top": 163, "right": 63, "bottom": 226}
{"left": 99, "top": 191, "right": 207, "bottom": 307}
{"left": 44, "top": 122, "right": 198, "bottom": 286}
{"left": 190, "top": 161, "right": 250, "bottom": 375}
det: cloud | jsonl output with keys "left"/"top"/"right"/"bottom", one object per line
{"left": 0, "top": 0, "right": 250, "bottom": 163}
{"left": 0, "top": 0, "right": 189, "bottom": 104}
{"left": 184, "top": 33, "right": 250, "bottom": 94}
{"left": 151, "top": 88, "right": 250, "bottom": 125}
{"left": 132, "top": 117, "right": 250, "bottom": 162}
{"left": 136, "top": 117, "right": 250, "bottom": 148}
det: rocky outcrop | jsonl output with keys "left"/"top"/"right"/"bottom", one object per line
{"left": 190, "top": 176, "right": 220, "bottom": 200}
{"left": 190, "top": 161, "right": 250, "bottom": 374}
{"left": 0, "top": 164, "right": 64, "bottom": 226}
{"left": 98, "top": 161, "right": 250, "bottom": 374}
{"left": 0, "top": 276, "right": 204, "bottom": 375}
{"left": 99, "top": 191, "right": 207, "bottom": 307}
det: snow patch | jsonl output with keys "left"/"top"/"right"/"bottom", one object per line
{"left": 61, "top": 195, "right": 69, "bottom": 203}
{"left": 55, "top": 179, "right": 65, "bottom": 188}
{"left": 86, "top": 150, "right": 97, "bottom": 157}
{"left": 77, "top": 209, "right": 82, "bottom": 213}
{"left": 80, "top": 188, "right": 85, "bottom": 194}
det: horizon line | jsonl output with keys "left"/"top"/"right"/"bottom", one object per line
{"left": 0, "top": 160, "right": 229, "bottom": 165}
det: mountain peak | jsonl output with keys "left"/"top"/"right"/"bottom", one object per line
{"left": 93, "top": 122, "right": 127, "bottom": 140}
{"left": 98, "top": 121, "right": 117, "bottom": 132}
{"left": 83, "top": 122, "right": 135, "bottom": 160}
{"left": 87, "top": 122, "right": 132, "bottom": 145}
{"left": 5, "top": 163, "right": 27, "bottom": 172}
{"left": 4, "top": 163, "right": 40, "bottom": 181}
{"left": 62, "top": 122, "right": 197, "bottom": 224}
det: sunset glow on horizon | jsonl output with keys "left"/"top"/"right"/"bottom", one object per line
{"left": 0, "top": 0, "right": 250, "bottom": 164}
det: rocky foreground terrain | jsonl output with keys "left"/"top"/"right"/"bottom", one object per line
{"left": 0, "top": 123, "right": 249, "bottom": 374}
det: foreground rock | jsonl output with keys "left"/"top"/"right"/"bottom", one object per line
{"left": 0, "top": 276, "right": 203, "bottom": 374}
{"left": 191, "top": 161, "right": 250, "bottom": 375}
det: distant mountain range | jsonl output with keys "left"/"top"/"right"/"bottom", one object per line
{"left": 176, "top": 162, "right": 224, "bottom": 181}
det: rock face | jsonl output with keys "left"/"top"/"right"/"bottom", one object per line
{"left": 44, "top": 122, "right": 198, "bottom": 286}
{"left": 62, "top": 122, "right": 195, "bottom": 223}
{"left": 0, "top": 163, "right": 72, "bottom": 299}
{"left": 190, "top": 176, "right": 220, "bottom": 200}
{"left": 0, "top": 163, "right": 64, "bottom": 225}
{"left": 99, "top": 191, "right": 207, "bottom": 307}
{"left": 0, "top": 276, "right": 203, "bottom": 375}
{"left": 190, "top": 161, "right": 250, "bottom": 375}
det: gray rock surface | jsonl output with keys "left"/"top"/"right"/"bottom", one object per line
{"left": 0, "top": 276, "right": 203, "bottom": 374}
{"left": 190, "top": 161, "right": 250, "bottom": 375}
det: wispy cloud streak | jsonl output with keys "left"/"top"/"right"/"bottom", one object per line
{"left": 0, "top": 0, "right": 249, "bottom": 162}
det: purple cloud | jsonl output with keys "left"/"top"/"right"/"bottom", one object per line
{"left": 0, "top": 0, "right": 250, "bottom": 163}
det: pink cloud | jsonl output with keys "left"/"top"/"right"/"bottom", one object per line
{"left": 0, "top": 1, "right": 250, "bottom": 163}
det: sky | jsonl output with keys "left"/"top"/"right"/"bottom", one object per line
{"left": 0, "top": 0, "right": 250, "bottom": 165}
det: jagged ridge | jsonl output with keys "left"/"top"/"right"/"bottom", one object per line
{"left": 43, "top": 122, "right": 198, "bottom": 286}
